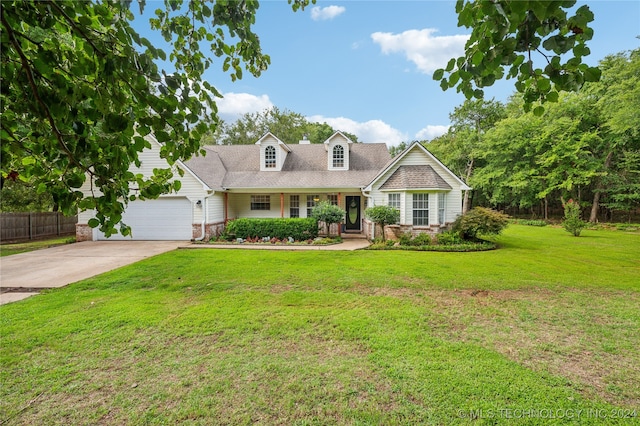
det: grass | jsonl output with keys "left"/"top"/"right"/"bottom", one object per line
{"left": 1, "top": 225, "right": 639, "bottom": 424}
{"left": 0, "top": 236, "right": 75, "bottom": 257}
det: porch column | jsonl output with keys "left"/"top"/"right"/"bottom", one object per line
{"left": 338, "top": 192, "right": 342, "bottom": 237}
{"left": 280, "top": 193, "right": 284, "bottom": 218}
{"left": 224, "top": 192, "right": 228, "bottom": 224}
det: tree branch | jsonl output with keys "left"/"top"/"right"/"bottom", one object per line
{"left": 1, "top": 9, "right": 86, "bottom": 173}
{"left": 48, "top": 2, "right": 106, "bottom": 58}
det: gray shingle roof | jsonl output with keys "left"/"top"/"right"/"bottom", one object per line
{"left": 379, "top": 165, "right": 452, "bottom": 190}
{"left": 184, "top": 143, "right": 392, "bottom": 190}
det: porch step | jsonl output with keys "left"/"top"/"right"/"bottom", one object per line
{"left": 341, "top": 232, "right": 367, "bottom": 239}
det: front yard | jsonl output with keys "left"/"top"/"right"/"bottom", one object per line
{"left": 1, "top": 225, "right": 638, "bottom": 424}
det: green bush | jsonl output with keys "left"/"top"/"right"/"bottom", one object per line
{"left": 225, "top": 218, "right": 318, "bottom": 241}
{"left": 411, "top": 233, "right": 432, "bottom": 246}
{"left": 453, "top": 207, "right": 509, "bottom": 240}
{"left": 364, "top": 205, "right": 400, "bottom": 241}
{"left": 311, "top": 201, "right": 345, "bottom": 236}
{"left": 398, "top": 232, "right": 413, "bottom": 246}
{"left": 562, "top": 199, "right": 587, "bottom": 237}
{"left": 436, "top": 230, "right": 464, "bottom": 245}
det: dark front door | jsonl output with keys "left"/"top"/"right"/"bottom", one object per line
{"left": 345, "top": 196, "right": 361, "bottom": 230}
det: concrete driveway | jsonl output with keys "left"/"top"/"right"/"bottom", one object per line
{"left": 0, "top": 241, "right": 187, "bottom": 305}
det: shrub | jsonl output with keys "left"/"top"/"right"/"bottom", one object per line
{"left": 516, "top": 219, "right": 548, "bottom": 227}
{"left": 411, "top": 233, "right": 432, "bottom": 246}
{"left": 436, "top": 230, "right": 463, "bottom": 245}
{"left": 453, "top": 207, "right": 509, "bottom": 240}
{"left": 225, "top": 218, "right": 318, "bottom": 241}
{"left": 365, "top": 205, "right": 400, "bottom": 241}
{"left": 398, "top": 232, "right": 413, "bottom": 246}
{"left": 562, "top": 199, "right": 587, "bottom": 237}
{"left": 311, "top": 201, "right": 345, "bottom": 236}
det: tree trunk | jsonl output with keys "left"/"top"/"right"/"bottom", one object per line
{"left": 589, "top": 151, "right": 614, "bottom": 222}
{"left": 462, "top": 157, "right": 474, "bottom": 214}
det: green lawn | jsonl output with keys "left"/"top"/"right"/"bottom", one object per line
{"left": 1, "top": 225, "right": 638, "bottom": 424}
{"left": 0, "top": 236, "right": 75, "bottom": 257}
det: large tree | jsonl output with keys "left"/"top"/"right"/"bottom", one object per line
{"left": 206, "top": 107, "right": 359, "bottom": 146}
{"left": 1, "top": 0, "right": 309, "bottom": 236}
{"left": 434, "top": 0, "right": 601, "bottom": 114}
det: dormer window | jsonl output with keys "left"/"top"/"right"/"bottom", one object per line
{"left": 265, "top": 146, "right": 276, "bottom": 168}
{"left": 332, "top": 145, "right": 344, "bottom": 168}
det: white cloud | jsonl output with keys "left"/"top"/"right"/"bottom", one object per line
{"left": 371, "top": 28, "right": 469, "bottom": 74}
{"left": 217, "top": 92, "right": 274, "bottom": 121}
{"left": 310, "top": 5, "right": 346, "bottom": 21}
{"left": 307, "top": 115, "right": 407, "bottom": 147}
{"left": 415, "top": 125, "right": 450, "bottom": 141}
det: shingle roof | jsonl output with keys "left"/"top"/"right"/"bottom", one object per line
{"left": 379, "top": 165, "right": 452, "bottom": 190}
{"left": 184, "top": 143, "right": 391, "bottom": 190}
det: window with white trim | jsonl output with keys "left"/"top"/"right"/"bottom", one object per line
{"left": 251, "top": 195, "right": 270, "bottom": 210}
{"left": 290, "top": 195, "right": 299, "bottom": 218}
{"left": 388, "top": 193, "right": 400, "bottom": 209}
{"left": 412, "top": 193, "right": 429, "bottom": 226}
{"left": 332, "top": 145, "right": 344, "bottom": 168}
{"left": 438, "top": 193, "right": 446, "bottom": 224}
{"left": 328, "top": 194, "right": 338, "bottom": 205}
{"left": 265, "top": 146, "right": 276, "bottom": 168}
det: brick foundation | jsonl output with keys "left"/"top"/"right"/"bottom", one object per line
{"left": 364, "top": 220, "right": 451, "bottom": 241}
{"left": 192, "top": 222, "right": 226, "bottom": 241}
{"left": 76, "top": 224, "right": 93, "bottom": 242}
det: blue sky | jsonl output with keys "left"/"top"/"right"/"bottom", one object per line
{"left": 137, "top": 1, "right": 640, "bottom": 146}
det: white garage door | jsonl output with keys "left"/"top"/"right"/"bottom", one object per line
{"left": 98, "top": 198, "right": 193, "bottom": 240}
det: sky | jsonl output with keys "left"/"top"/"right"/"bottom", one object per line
{"left": 136, "top": 1, "right": 640, "bottom": 147}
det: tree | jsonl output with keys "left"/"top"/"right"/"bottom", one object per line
{"left": 1, "top": 0, "right": 310, "bottom": 236}
{"left": 434, "top": 1, "right": 601, "bottom": 114}
{"left": 208, "top": 107, "right": 359, "bottom": 145}
{"left": 364, "top": 205, "right": 400, "bottom": 241}
{"left": 562, "top": 199, "right": 586, "bottom": 236}
{"left": 311, "top": 201, "right": 345, "bottom": 237}
{"left": 582, "top": 49, "right": 640, "bottom": 222}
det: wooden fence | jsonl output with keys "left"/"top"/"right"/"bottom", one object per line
{"left": 0, "top": 212, "right": 77, "bottom": 242}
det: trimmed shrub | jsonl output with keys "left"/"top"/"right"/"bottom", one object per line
{"left": 562, "top": 199, "right": 587, "bottom": 237}
{"left": 225, "top": 218, "right": 318, "bottom": 241}
{"left": 364, "top": 205, "right": 400, "bottom": 241}
{"left": 453, "top": 207, "right": 509, "bottom": 240}
{"left": 311, "top": 201, "right": 345, "bottom": 236}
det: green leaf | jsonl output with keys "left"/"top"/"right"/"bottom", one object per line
{"left": 583, "top": 66, "right": 601, "bottom": 82}
{"left": 433, "top": 69, "right": 444, "bottom": 81}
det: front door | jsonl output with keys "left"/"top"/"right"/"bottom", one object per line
{"left": 345, "top": 196, "right": 361, "bottom": 231}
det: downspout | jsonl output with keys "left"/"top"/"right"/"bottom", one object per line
{"left": 195, "top": 196, "right": 208, "bottom": 241}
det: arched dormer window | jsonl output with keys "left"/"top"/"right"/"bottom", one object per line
{"left": 265, "top": 146, "right": 276, "bottom": 168}
{"left": 332, "top": 145, "right": 344, "bottom": 168}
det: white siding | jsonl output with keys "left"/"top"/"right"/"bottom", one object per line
{"left": 258, "top": 135, "right": 288, "bottom": 171}
{"left": 206, "top": 194, "right": 225, "bottom": 223}
{"left": 326, "top": 134, "right": 350, "bottom": 171}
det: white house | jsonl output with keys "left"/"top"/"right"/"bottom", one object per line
{"left": 76, "top": 132, "right": 470, "bottom": 241}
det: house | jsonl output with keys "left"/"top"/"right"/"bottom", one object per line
{"left": 76, "top": 132, "right": 470, "bottom": 241}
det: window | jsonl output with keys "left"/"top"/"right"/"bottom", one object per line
{"left": 307, "top": 195, "right": 319, "bottom": 217}
{"left": 265, "top": 146, "right": 276, "bottom": 168}
{"left": 328, "top": 194, "right": 338, "bottom": 206}
{"left": 388, "top": 193, "right": 400, "bottom": 209}
{"left": 332, "top": 145, "right": 344, "bottom": 168}
{"left": 388, "top": 193, "right": 401, "bottom": 224}
{"left": 290, "top": 195, "right": 299, "bottom": 218}
{"left": 251, "top": 195, "right": 270, "bottom": 210}
{"left": 412, "top": 193, "right": 429, "bottom": 226}
{"left": 438, "top": 193, "right": 446, "bottom": 224}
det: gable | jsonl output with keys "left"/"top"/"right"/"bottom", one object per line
{"left": 365, "top": 142, "right": 470, "bottom": 192}
{"left": 379, "top": 165, "right": 452, "bottom": 191}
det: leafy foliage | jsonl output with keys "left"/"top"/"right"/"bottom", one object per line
{"left": 207, "top": 107, "right": 359, "bottom": 145}
{"left": 435, "top": 1, "right": 601, "bottom": 114}
{"left": 225, "top": 218, "right": 318, "bottom": 241}
{"left": 0, "top": 0, "right": 311, "bottom": 236}
{"left": 562, "top": 199, "right": 586, "bottom": 236}
{"left": 311, "top": 201, "right": 345, "bottom": 237}
{"left": 453, "top": 207, "right": 509, "bottom": 240}
{"left": 0, "top": 180, "right": 53, "bottom": 212}
{"left": 364, "top": 205, "right": 400, "bottom": 241}
{"left": 398, "top": 232, "right": 432, "bottom": 247}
